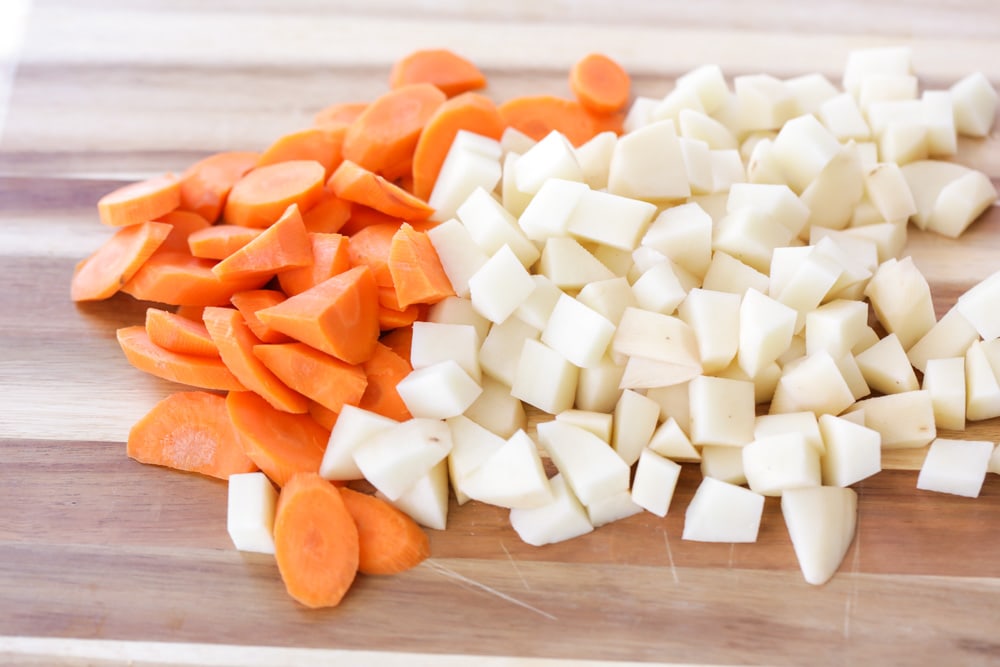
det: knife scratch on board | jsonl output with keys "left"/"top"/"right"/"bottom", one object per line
{"left": 422, "top": 559, "right": 557, "bottom": 621}
{"left": 843, "top": 510, "right": 863, "bottom": 640}
{"left": 499, "top": 541, "right": 530, "bottom": 590}
{"left": 661, "top": 529, "right": 680, "bottom": 584}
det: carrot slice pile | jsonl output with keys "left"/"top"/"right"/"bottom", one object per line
{"left": 339, "top": 487, "right": 430, "bottom": 575}
{"left": 144, "top": 307, "right": 218, "bottom": 357}
{"left": 98, "top": 174, "right": 181, "bottom": 227}
{"left": 71, "top": 220, "right": 172, "bottom": 302}
{"left": 188, "top": 224, "right": 263, "bottom": 260}
{"left": 569, "top": 52, "right": 631, "bottom": 115}
{"left": 388, "top": 48, "right": 487, "bottom": 97}
{"left": 179, "top": 151, "right": 260, "bottom": 222}
{"left": 223, "top": 160, "right": 326, "bottom": 228}
{"left": 116, "top": 325, "right": 245, "bottom": 391}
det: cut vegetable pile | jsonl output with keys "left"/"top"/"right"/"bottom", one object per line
{"left": 72, "top": 46, "right": 1000, "bottom": 605}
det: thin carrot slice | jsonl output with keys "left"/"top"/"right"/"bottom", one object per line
{"left": 379, "top": 325, "right": 413, "bottom": 362}
{"left": 341, "top": 83, "right": 447, "bottom": 181}
{"left": 328, "top": 159, "right": 434, "bottom": 221}
{"left": 256, "top": 265, "right": 380, "bottom": 365}
{"left": 155, "top": 210, "right": 213, "bottom": 252}
{"left": 346, "top": 222, "right": 401, "bottom": 288}
{"left": 212, "top": 204, "right": 313, "bottom": 281}
{"left": 188, "top": 224, "right": 263, "bottom": 260}
{"left": 358, "top": 342, "right": 412, "bottom": 421}
{"left": 302, "top": 191, "right": 352, "bottom": 234}
{"left": 116, "top": 325, "right": 245, "bottom": 391}
{"left": 277, "top": 232, "right": 351, "bottom": 296}
{"left": 410, "top": 92, "right": 505, "bottom": 200}
{"left": 127, "top": 391, "right": 257, "bottom": 480}
{"left": 569, "top": 53, "right": 631, "bottom": 116}
{"left": 145, "top": 307, "right": 218, "bottom": 357}
{"left": 313, "top": 102, "right": 368, "bottom": 128}
{"left": 339, "top": 204, "right": 403, "bottom": 237}
{"left": 230, "top": 289, "right": 292, "bottom": 343}
{"left": 308, "top": 401, "right": 340, "bottom": 432}
{"left": 179, "top": 151, "right": 260, "bottom": 223}
{"left": 223, "top": 160, "right": 326, "bottom": 229}
{"left": 226, "top": 392, "right": 329, "bottom": 488}
{"left": 202, "top": 306, "right": 309, "bottom": 414}
{"left": 257, "top": 126, "right": 346, "bottom": 178}
{"left": 97, "top": 174, "right": 181, "bottom": 227}
{"left": 388, "top": 49, "right": 486, "bottom": 98}
{"left": 498, "top": 95, "right": 598, "bottom": 147}
{"left": 388, "top": 223, "right": 455, "bottom": 308}
{"left": 253, "top": 342, "right": 368, "bottom": 414}
{"left": 272, "top": 472, "right": 358, "bottom": 608}
{"left": 122, "top": 251, "right": 270, "bottom": 306}
{"left": 339, "top": 487, "right": 430, "bottom": 575}
{"left": 378, "top": 303, "right": 421, "bottom": 330}
{"left": 70, "top": 221, "right": 172, "bottom": 302}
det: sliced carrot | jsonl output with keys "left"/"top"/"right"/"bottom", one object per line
{"left": 339, "top": 204, "right": 403, "bottom": 237}
{"left": 202, "top": 306, "right": 309, "bottom": 414}
{"left": 339, "top": 487, "right": 429, "bottom": 575}
{"left": 175, "top": 304, "right": 206, "bottom": 321}
{"left": 388, "top": 223, "right": 455, "bottom": 308}
{"left": 277, "top": 232, "right": 351, "bottom": 296}
{"left": 127, "top": 391, "right": 257, "bottom": 480}
{"left": 253, "top": 342, "right": 368, "bottom": 414}
{"left": 97, "top": 174, "right": 181, "bottom": 227}
{"left": 188, "top": 224, "right": 263, "bottom": 260}
{"left": 588, "top": 109, "right": 626, "bottom": 136}
{"left": 116, "top": 325, "right": 245, "bottom": 391}
{"left": 122, "top": 251, "right": 270, "bottom": 306}
{"left": 379, "top": 324, "right": 413, "bottom": 362}
{"left": 145, "top": 307, "right": 218, "bottom": 357}
{"left": 71, "top": 221, "right": 172, "bottom": 302}
{"left": 223, "top": 160, "right": 326, "bottom": 229}
{"left": 358, "top": 342, "right": 412, "bottom": 421}
{"left": 569, "top": 53, "right": 631, "bottom": 115}
{"left": 230, "top": 289, "right": 292, "bottom": 344}
{"left": 378, "top": 303, "right": 421, "bottom": 330}
{"left": 313, "top": 101, "right": 368, "bottom": 128}
{"left": 212, "top": 204, "right": 313, "bottom": 281}
{"left": 257, "top": 126, "right": 346, "bottom": 178}
{"left": 256, "top": 265, "right": 380, "bottom": 365}
{"left": 346, "top": 222, "right": 400, "bottom": 288}
{"left": 155, "top": 210, "right": 212, "bottom": 252}
{"left": 308, "top": 401, "right": 340, "bottom": 432}
{"left": 498, "top": 95, "right": 598, "bottom": 147}
{"left": 301, "top": 191, "right": 352, "bottom": 234}
{"left": 179, "top": 151, "right": 260, "bottom": 223}
{"left": 341, "top": 83, "right": 447, "bottom": 181}
{"left": 328, "top": 159, "right": 434, "bottom": 221}
{"left": 227, "top": 392, "right": 329, "bottom": 489}
{"left": 272, "top": 472, "right": 358, "bottom": 608}
{"left": 388, "top": 49, "right": 487, "bottom": 98}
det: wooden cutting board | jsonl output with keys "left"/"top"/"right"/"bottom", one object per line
{"left": 2, "top": 2, "right": 999, "bottom": 665}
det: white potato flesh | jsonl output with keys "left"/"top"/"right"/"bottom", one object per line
{"left": 921, "top": 90, "right": 958, "bottom": 156}
{"left": 510, "top": 338, "right": 579, "bottom": 415}
{"left": 819, "top": 92, "right": 871, "bottom": 141}
{"left": 652, "top": 86, "right": 704, "bottom": 124}
{"left": 606, "top": 120, "right": 691, "bottom": 202}
{"left": 396, "top": 360, "right": 483, "bottom": 420}
{"left": 611, "top": 388, "right": 661, "bottom": 466}
{"left": 648, "top": 417, "right": 701, "bottom": 462}
{"left": 781, "top": 486, "right": 857, "bottom": 586}
{"left": 847, "top": 390, "right": 936, "bottom": 449}
{"left": 587, "top": 489, "right": 644, "bottom": 528}
{"left": 501, "top": 152, "right": 533, "bottom": 217}
{"left": 676, "top": 63, "right": 730, "bottom": 114}
{"left": 769, "top": 113, "right": 842, "bottom": 193}
{"left": 713, "top": 207, "right": 795, "bottom": 275}
{"left": 854, "top": 333, "right": 920, "bottom": 395}
{"left": 509, "top": 474, "right": 594, "bottom": 546}
{"left": 410, "top": 321, "right": 481, "bottom": 383}
{"left": 842, "top": 46, "right": 912, "bottom": 98}
{"left": 631, "top": 260, "right": 689, "bottom": 315}
{"left": 864, "top": 161, "right": 917, "bottom": 222}
{"left": 478, "top": 316, "right": 539, "bottom": 387}
{"left": 426, "top": 296, "right": 491, "bottom": 344}
{"left": 683, "top": 477, "right": 765, "bottom": 543}
{"left": 950, "top": 71, "right": 998, "bottom": 137}
{"left": 755, "top": 412, "right": 823, "bottom": 453}
{"left": 567, "top": 188, "right": 658, "bottom": 251}
{"left": 799, "top": 142, "right": 865, "bottom": 233}
{"left": 645, "top": 382, "right": 692, "bottom": 434}
{"left": 922, "top": 357, "right": 967, "bottom": 432}
{"left": 727, "top": 182, "right": 810, "bottom": 237}
{"left": 576, "top": 276, "right": 638, "bottom": 326}
{"left": 699, "top": 445, "right": 747, "bottom": 485}
{"left": 380, "top": 460, "right": 449, "bottom": 530}
{"left": 742, "top": 433, "right": 821, "bottom": 497}
{"left": 734, "top": 74, "right": 797, "bottom": 133}
{"left": 805, "top": 299, "right": 870, "bottom": 359}
{"left": 500, "top": 126, "right": 536, "bottom": 156}
{"left": 468, "top": 244, "right": 537, "bottom": 324}
{"left": 864, "top": 257, "right": 937, "bottom": 350}
{"left": 574, "top": 131, "right": 617, "bottom": 190}
{"left": 964, "top": 340, "right": 1000, "bottom": 422}
{"left": 536, "top": 420, "right": 631, "bottom": 506}
{"left": 956, "top": 269, "right": 1000, "bottom": 342}
{"left": 786, "top": 72, "right": 839, "bottom": 115}
{"left": 917, "top": 438, "right": 994, "bottom": 498}
{"left": 575, "top": 355, "right": 626, "bottom": 414}
{"left": 641, "top": 203, "right": 714, "bottom": 279}
{"left": 514, "top": 130, "right": 584, "bottom": 194}
{"left": 460, "top": 429, "right": 553, "bottom": 510}
{"left": 926, "top": 171, "right": 997, "bottom": 238}
{"left": 537, "top": 236, "right": 617, "bottom": 290}
{"left": 623, "top": 96, "right": 658, "bottom": 134}
{"left": 679, "top": 136, "right": 715, "bottom": 195}
{"left": 446, "top": 415, "right": 506, "bottom": 505}
{"left": 426, "top": 218, "right": 490, "bottom": 298}
{"left": 818, "top": 414, "right": 882, "bottom": 487}
{"left": 739, "top": 288, "right": 797, "bottom": 378}
{"left": 678, "top": 288, "right": 740, "bottom": 374}
{"left": 679, "top": 108, "right": 738, "bottom": 149}
{"left": 631, "top": 449, "right": 683, "bottom": 517}
{"left": 841, "top": 220, "right": 908, "bottom": 263}
{"left": 715, "top": 358, "right": 782, "bottom": 405}
{"left": 555, "top": 409, "right": 614, "bottom": 443}
{"left": 227, "top": 472, "right": 278, "bottom": 555}
{"left": 514, "top": 274, "right": 563, "bottom": 331}
{"left": 702, "top": 250, "right": 770, "bottom": 296}
{"left": 428, "top": 138, "right": 503, "bottom": 222}
{"left": 689, "top": 375, "right": 756, "bottom": 447}
{"left": 769, "top": 350, "right": 855, "bottom": 417}
{"left": 463, "top": 374, "right": 527, "bottom": 439}
{"left": 457, "top": 187, "right": 540, "bottom": 268}
{"left": 858, "top": 74, "right": 918, "bottom": 111}
{"left": 353, "top": 418, "right": 453, "bottom": 501}
{"left": 320, "top": 405, "right": 398, "bottom": 481}
{"left": 517, "top": 177, "right": 588, "bottom": 241}
{"left": 540, "top": 293, "right": 616, "bottom": 369}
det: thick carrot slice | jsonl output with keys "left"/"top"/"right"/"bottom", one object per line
{"left": 127, "top": 391, "right": 257, "bottom": 480}
{"left": 223, "top": 160, "right": 326, "bottom": 229}
{"left": 339, "top": 487, "right": 429, "bottom": 575}
{"left": 341, "top": 83, "right": 446, "bottom": 181}
{"left": 379, "top": 324, "right": 413, "bottom": 362}
{"left": 257, "top": 126, "right": 346, "bottom": 178}
{"left": 569, "top": 53, "right": 631, "bottom": 115}
{"left": 179, "top": 151, "right": 260, "bottom": 223}
{"left": 388, "top": 223, "right": 455, "bottom": 308}
{"left": 272, "top": 472, "right": 358, "bottom": 608}
{"left": 253, "top": 342, "right": 368, "bottom": 414}
{"left": 226, "top": 392, "right": 329, "bottom": 488}
{"left": 212, "top": 204, "right": 313, "bottom": 281}
{"left": 97, "top": 174, "right": 181, "bottom": 227}
{"left": 307, "top": 401, "right": 339, "bottom": 431}
{"left": 122, "top": 251, "right": 270, "bottom": 306}
{"left": 255, "top": 265, "right": 380, "bottom": 365}
{"left": 328, "top": 160, "right": 434, "bottom": 221}
{"left": 498, "top": 95, "right": 598, "bottom": 146}
{"left": 155, "top": 210, "right": 212, "bottom": 252}
{"left": 301, "top": 191, "right": 351, "bottom": 234}
{"left": 339, "top": 204, "right": 403, "bottom": 237}
{"left": 410, "top": 92, "right": 506, "bottom": 200}
{"left": 175, "top": 304, "right": 206, "bottom": 321}
{"left": 145, "top": 307, "right": 218, "bottom": 357}
{"left": 388, "top": 49, "right": 486, "bottom": 97}
{"left": 346, "top": 222, "right": 400, "bottom": 288}
{"left": 187, "top": 224, "right": 263, "bottom": 260}
{"left": 378, "top": 303, "right": 421, "bottom": 330}
{"left": 277, "top": 232, "right": 351, "bottom": 296}
{"left": 358, "top": 342, "right": 412, "bottom": 421}
{"left": 70, "top": 221, "right": 172, "bottom": 302}
{"left": 230, "top": 289, "right": 292, "bottom": 343}
{"left": 313, "top": 102, "right": 368, "bottom": 128}
{"left": 202, "top": 306, "right": 310, "bottom": 414}
{"left": 116, "top": 325, "right": 245, "bottom": 391}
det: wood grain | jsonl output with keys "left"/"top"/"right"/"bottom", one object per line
{"left": 2, "top": 1, "right": 999, "bottom": 665}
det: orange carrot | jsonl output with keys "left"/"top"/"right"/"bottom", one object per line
{"left": 179, "top": 151, "right": 260, "bottom": 223}
{"left": 308, "top": 401, "right": 340, "bottom": 432}
{"left": 97, "top": 173, "right": 181, "bottom": 227}
{"left": 70, "top": 221, "right": 172, "bottom": 302}
{"left": 339, "top": 204, "right": 403, "bottom": 237}
{"left": 358, "top": 342, "right": 412, "bottom": 421}
{"left": 229, "top": 289, "right": 292, "bottom": 343}
{"left": 379, "top": 324, "right": 413, "bottom": 362}
{"left": 378, "top": 303, "right": 421, "bottom": 330}
{"left": 187, "top": 224, "right": 263, "bottom": 260}
{"left": 388, "top": 223, "right": 455, "bottom": 308}
{"left": 498, "top": 95, "right": 598, "bottom": 146}
{"left": 346, "top": 222, "right": 400, "bottom": 288}
{"left": 272, "top": 472, "right": 358, "bottom": 608}
{"left": 588, "top": 109, "right": 626, "bottom": 136}
{"left": 313, "top": 101, "right": 368, "bottom": 128}
{"left": 277, "top": 232, "right": 351, "bottom": 296}
{"left": 202, "top": 307, "right": 309, "bottom": 414}
{"left": 410, "top": 92, "right": 506, "bottom": 201}
{"left": 223, "top": 160, "right": 326, "bottom": 229}
{"left": 175, "top": 304, "right": 206, "bottom": 322}
{"left": 212, "top": 203, "right": 313, "bottom": 281}
{"left": 328, "top": 159, "right": 434, "bottom": 221}
{"left": 255, "top": 265, "right": 380, "bottom": 365}
{"left": 116, "top": 325, "right": 245, "bottom": 391}
{"left": 155, "top": 210, "right": 212, "bottom": 252}
{"left": 301, "top": 191, "right": 351, "bottom": 234}
{"left": 145, "top": 307, "right": 218, "bottom": 357}
{"left": 388, "top": 49, "right": 486, "bottom": 98}
{"left": 339, "top": 487, "right": 429, "bottom": 575}
{"left": 226, "top": 392, "right": 329, "bottom": 488}
{"left": 569, "top": 53, "right": 631, "bottom": 115}
{"left": 341, "top": 83, "right": 446, "bottom": 181}
{"left": 122, "top": 251, "right": 270, "bottom": 306}
{"left": 127, "top": 391, "right": 257, "bottom": 479}
{"left": 253, "top": 342, "right": 368, "bottom": 414}
{"left": 257, "top": 126, "right": 346, "bottom": 178}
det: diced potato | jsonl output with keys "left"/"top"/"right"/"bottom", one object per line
{"left": 742, "top": 433, "right": 821, "bottom": 497}
{"left": 555, "top": 409, "right": 613, "bottom": 443}
{"left": 699, "top": 445, "right": 747, "bottom": 485}
{"left": 648, "top": 417, "right": 701, "bottom": 462}
{"left": 922, "top": 357, "right": 967, "bottom": 432}
{"left": 515, "top": 130, "right": 584, "bottom": 194}
{"left": 509, "top": 474, "right": 594, "bottom": 546}
{"left": 458, "top": 187, "right": 539, "bottom": 267}
{"left": 818, "top": 414, "right": 882, "bottom": 487}
{"left": 917, "top": 438, "right": 994, "bottom": 498}
{"left": 510, "top": 339, "right": 578, "bottom": 415}
{"left": 478, "top": 316, "right": 539, "bottom": 387}
{"left": 381, "top": 460, "right": 449, "bottom": 530}
{"left": 536, "top": 420, "right": 631, "bottom": 506}
{"left": 462, "top": 375, "right": 527, "bottom": 439}
{"left": 517, "top": 177, "right": 588, "bottom": 241}
{"left": 468, "top": 244, "right": 537, "bottom": 324}
{"left": 678, "top": 288, "right": 740, "bottom": 374}
{"left": 396, "top": 360, "right": 483, "bottom": 420}
{"left": 446, "top": 415, "right": 506, "bottom": 505}
{"left": 460, "top": 430, "right": 553, "bottom": 509}
{"left": 320, "top": 405, "right": 398, "bottom": 481}
{"left": 864, "top": 256, "right": 936, "bottom": 350}
{"left": 631, "top": 449, "right": 683, "bottom": 517}
{"left": 540, "top": 293, "right": 615, "bottom": 369}
{"left": 755, "top": 412, "right": 823, "bottom": 453}
{"left": 574, "top": 355, "right": 626, "bottom": 414}
{"left": 227, "top": 472, "right": 278, "bottom": 555}
{"left": 689, "top": 375, "right": 756, "bottom": 447}
{"left": 854, "top": 332, "right": 919, "bottom": 395}
{"left": 611, "top": 389, "right": 661, "bottom": 466}
{"left": 847, "top": 390, "right": 936, "bottom": 449}
{"left": 353, "top": 418, "right": 452, "bottom": 501}
{"left": 426, "top": 218, "right": 490, "bottom": 298}
{"left": 683, "top": 477, "right": 765, "bottom": 543}
{"left": 537, "top": 236, "right": 616, "bottom": 290}
{"left": 607, "top": 120, "right": 691, "bottom": 202}
{"left": 410, "top": 321, "right": 481, "bottom": 383}
{"left": 770, "top": 350, "right": 855, "bottom": 417}
{"left": 950, "top": 71, "right": 998, "bottom": 137}
{"left": 781, "top": 486, "right": 857, "bottom": 585}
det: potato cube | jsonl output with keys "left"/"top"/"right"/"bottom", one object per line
{"left": 917, "top": 438, "right": 994, "bottom": 498}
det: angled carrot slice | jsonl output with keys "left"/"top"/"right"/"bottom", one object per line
{"left": 145, "top": 307, "right": 218, "bottom": 357}
{"left": 388, "top": 223, "right": 455, "bottom": 308}
{"left": 308, "top": 400, "right": 340, "bottom": 432}
{"left": 127, "top": 391, "right": 257, "bottom": 480}
{"left": 122, "top": 251, "right": 270, "bottom": 306}
{"left": 212, "top": 204, "right": 313, "bottom": 281}
{"left": 302, "top": 191, "right": 351, "bottom": 234}
{"left": 175, "top": 304, "right": 206, "bottom": 321}
{"left": 346, "top": 222, "right": 400, "bottom": 288}
{"left": 98, "top": 173, "right": 181, "bottom": 227}
{"left": 569, "top": 53, "right": 631, "bottom": 115}
{"left": 358, "top": 342, "right": 412, "bottom": 421}
{"left": 226, "top": 391, "right": 329, "bottom": 488}
{"left": 202, "top": 306, "right": 309, "bottom": 414}
{"left": 277, "top": 232, "right": 352, "bottom": 296}
{"left": 339, "top": 487, "right": 429, "bottom": 575}
{"left": 313, "top": 102, "right": 368, "bottom": 128}
{"left": 230, "top": 289, "right": 292, "bottom": 343}
{"left": 155, "top": 210, "right": 212, "bottom": 252}
{"left": 253, "top": 342, "right": 368, "bottom": 414}
{"left": 379, "top": 324, "right": 413, "bottom": 362}
{"left": 498, "top": 95, "right": 598, "bottom": 146}
{"left": 328, "top": 160, "right": 434, "bottom": 221}
{"left": 389, "top": 49, "right": 486, "bottom": 98}
{"left": 223, "top": 160, "right": 326, "bottom": 228}
{"left": 378, "top": 303, "right": 421, "bottom": 330}
{"left": 338, "top": 204, "right": 403, "bottom": 237}
{"left": 179, "top": 151, "right": 260, "bottom": 222}
{"left": 257, "top": 126, "right": 347, "bottom": 178}
{"left": 116, "top": 325, "right": 245, "bottom": 391}
{"left": 71, "top": 220, "right": 172, "bottom": 302}
{"left": 188, "top": 224, "right": 263, "bottom": 260}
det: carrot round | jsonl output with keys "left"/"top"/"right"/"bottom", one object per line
{"left": 116, "top": 325, "right": 245, "bottom": 391}
{"left": 97, "top": 173, "right": 181, "bottom": 227}
{"left": 277, "top": 232, "right": 351, "bottom": 297}
{"left": 211, "top": 203, "right": 313, "bottom": 281}
{"left": 569, "top": 53, "right": 631, "bottom": 115}
{"left": 273, "top": 472, "right": 359, "bottom": 609}
{"left": 70, "top": 221, "right": 172, "bottom": 302}
{"left": 122, "top": 251, "right": 271, "bottom": 306}
{"left": 127, "top": 391, "right": 257, "bottom": 480}
{"left": 339, "top": 487, "right": 429, "bottom": 575}
{"left": 313, "top": 102, "right": 368, "bottom": 128}
{"left": 155, "top": 210, "right": 212, "bottom": 252}
{"left": 257, "top": 126, "right": 346, "bottom": 178}
{"left": 144, "top": 307, "right": 218, "bottom": 357}
{"left": 229, "top": 289, "right": 292, "bottom": 344}
{"left": 358, "top": 342, "right": 412, "bottom": 421}
{"left": 497, "top": 95, "right": 598, "bottom": 146}
{"left": 253, "top": 342, "right": 368, "bottom": 414}
{"left": 223, "top": 160, "right": 326, "bottom": 229}
{"left": 187, "top": 224, "right": 264, "bottom": 260}
{"left": 301, "top": 192, "right": 351, "bottom": 234}
{"left": 389, "top": 49, "right": 486, "bottom": 97}
{"left": 179, "top": 151, "right": 260, "bottom": 223}
{"left": 328, "top": 160, "right": 434, "bottom": 221}
{"left": 388, "top": 223, "right": 455, "bottom": 308}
